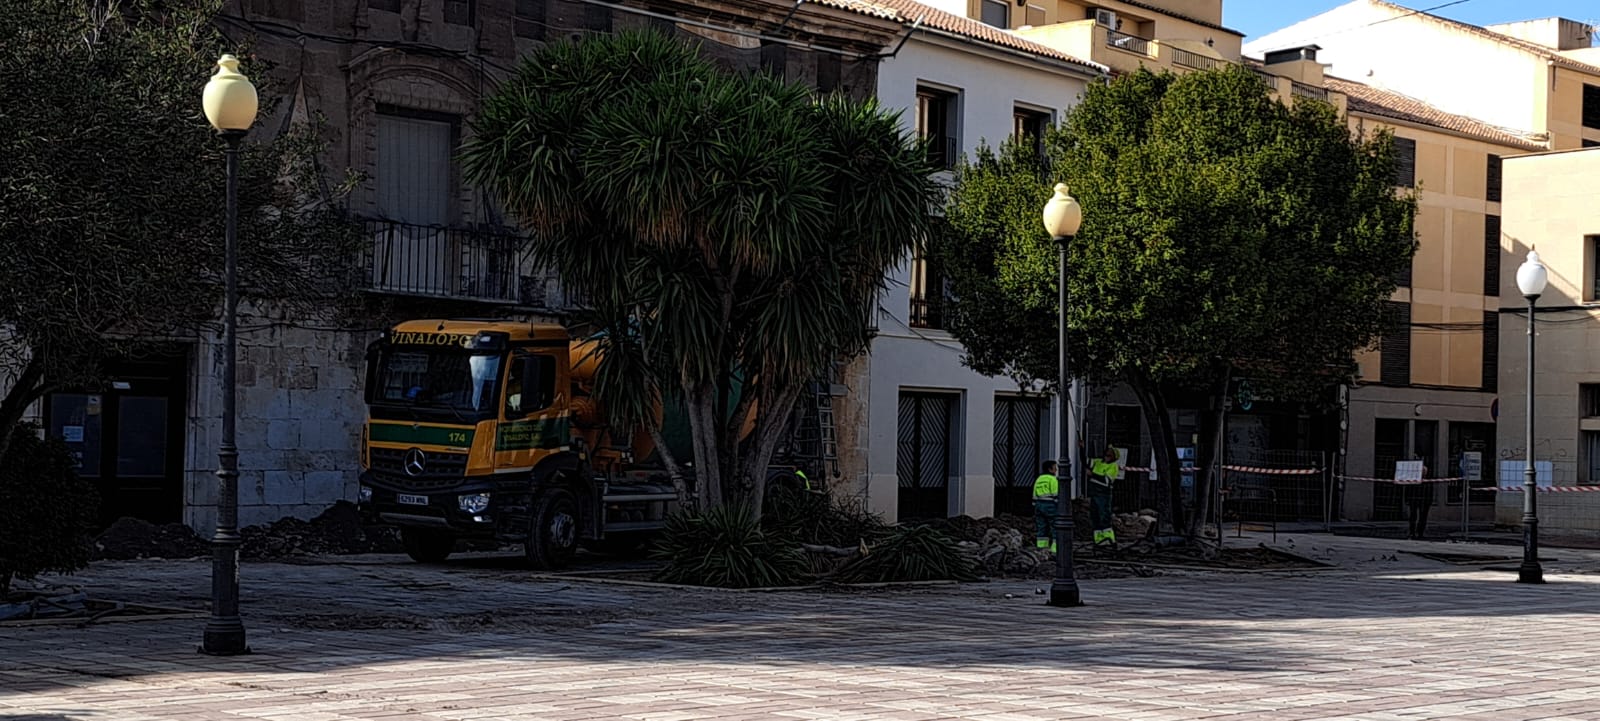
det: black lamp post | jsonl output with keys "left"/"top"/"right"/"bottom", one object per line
{"left": 200, "top": 53, "right": 258, "bottom": 655}
{"left": 1043, "top": 183, "right": 1083, "bottom": 608}
{"left": 1515, "top": 250, "right": 1547, "bottom": 585}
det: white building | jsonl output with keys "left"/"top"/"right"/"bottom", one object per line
{"left": 849, "top": 1, "right": 1105, "bottom": 523}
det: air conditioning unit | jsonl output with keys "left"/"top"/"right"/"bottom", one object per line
{"left": 1094, "top": 8, "right": 1117, "bottom": 28}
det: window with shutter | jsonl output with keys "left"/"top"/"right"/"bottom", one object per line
{"left": 1482, "top": 311, "right": 1498, "bottom": 392}
{"left": 1486, "top": 154, "right": 1501, "bottom": 202}
{"left": 1484, "top": 215, "right": 1501, "bottom": 297}
{"left": 1013, "top": 106, "right": 1051, "bottom": 164}
{"left": 981, "top": 0, "right": 1009, "bottom": 28}
{"left": 1584, "top": 84, "right": 1600, "bottom": 130}
{"left": 1380, "top": 302, "right": 1411, "bottom": 386}
{"left": 916, "top": 87, "right": 960, "bottom": 170}
{"left": 1392, "top": 137, "right": 1416, "bottom": 188}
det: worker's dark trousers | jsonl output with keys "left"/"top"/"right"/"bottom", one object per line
{"left": 1088, "top": 483, "right": 1114, "bottom": 535}
{"left": 1033, "top": 499, "right": 1057, "bottom": 547}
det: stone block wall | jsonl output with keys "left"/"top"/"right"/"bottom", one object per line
{"left": 185, "top": 315, "right": 375, "bottom": 531}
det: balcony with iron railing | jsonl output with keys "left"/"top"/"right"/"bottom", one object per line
{"left": 1171, "top": 46, "right": 1224, "bottom": 72}
{"left": 1105, "top": 29, "right": 1152, "bottom": 57}
{"left": 1291, "top": 81, "right": 1329, "bottom": 102}
{"left": 908, "top": 295, "right": 945, "bottom": 330}
{"left": 364, "top": 218, "right": 523, "bottom": 304}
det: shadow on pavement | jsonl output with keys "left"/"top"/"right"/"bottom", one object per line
{"left": 1, "top": 548, "right": 1596, "bottom": 696}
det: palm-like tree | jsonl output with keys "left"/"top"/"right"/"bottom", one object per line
{"left": 463, "top": 31, "right": 937, "bottom": 511}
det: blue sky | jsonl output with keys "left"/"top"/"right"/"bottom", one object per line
{"left": 1224, "top": 0, "right": 1600, "bottom": 40}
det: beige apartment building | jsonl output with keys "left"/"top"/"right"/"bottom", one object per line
{"left": 1497, "top": 148, "right": 1600, "bottom": 537}
{"left": 1251, "top": 2, "right": 1600, "bottom": 525}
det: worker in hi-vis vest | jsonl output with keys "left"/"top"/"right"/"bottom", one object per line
{"left": 1031, "top": 460, "right": 1060, "bottom": 552}
{"left": 1088, "top": 447, "right": 1119, "bottom": 546}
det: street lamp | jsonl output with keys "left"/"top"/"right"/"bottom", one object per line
{"left": 1515, "top": 250, "right": 1547, "bottom": 585}
{"left": 1042, "top": 183, "right": 1083, "bottom": 608}
{"left": 200, "top": 53, "right": 258, "bottom": 655}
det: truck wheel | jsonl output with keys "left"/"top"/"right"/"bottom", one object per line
{"left": 525, "top": 488, "right": 578, "bottom": 570}
{"left": 401, "top": 528, "right": 455, "bottom": 563}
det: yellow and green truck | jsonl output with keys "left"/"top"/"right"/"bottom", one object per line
{"left": 358, "top": 319, "right": 693, "bottom": 569}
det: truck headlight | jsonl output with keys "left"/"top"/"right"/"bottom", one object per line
{"left": 458, "top": 492, "right": 491, "bottom": 514}
{"left": 359, "top": 486, "right": 373, "bottom": 503}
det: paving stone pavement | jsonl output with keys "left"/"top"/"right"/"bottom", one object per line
{"left": 3, "top": 533, "right": 1600, "bottom": 720}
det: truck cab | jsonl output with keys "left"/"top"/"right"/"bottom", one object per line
{"left": 357, "top": 319, "right": 677, "bottom": 568}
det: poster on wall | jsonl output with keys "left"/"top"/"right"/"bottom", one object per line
{"left": 1498, "top": 460, "right": 1554, "bottom": 487}
{"left": 1394, "top": 460, "right": 1424, "bottom": 482}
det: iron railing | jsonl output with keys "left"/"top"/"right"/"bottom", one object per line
{"left": 364, "top": 219, "right": 521, "bottom": 303}
{"left": 1171, "top": 47, "right": 1223, "bottom": 71}
{"left": 1105, "top": 29, "right": 1152, "bottom": 56}
{"left": 908, "top": 295, "right": 944, "bottom": 330}
{"left": 1249, "top": 66, "right": 1281, "bottom": 92}
{"left": 1291, "top": 81, "right": 1329, "bottom": 101}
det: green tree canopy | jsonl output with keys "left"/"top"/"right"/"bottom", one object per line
{"left": 0, "top": 0, "right": 361, "bottom": 462}
{"left": 937, "top": 66, "right": 1416, "bottom": 534}
{"left": 463, "top": 31, "right": 938, "bottom": 511}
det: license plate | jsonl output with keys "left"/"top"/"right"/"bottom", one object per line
{"left": 396, "top": 494, "right": 428, "bottom": 506}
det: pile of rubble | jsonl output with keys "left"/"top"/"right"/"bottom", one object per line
{"left": 239, "top": 502, "right": 404, "bottom": 559}
{"left": 93, "top": 518, "right": 208, "bottom": 560}
{"left": 1112, "top": 509, "right": 1161, "bottom": 543}
{"left": 92, "top": 502, "right": 403, "bottom": 561}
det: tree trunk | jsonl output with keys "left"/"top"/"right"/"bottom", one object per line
{"left": 647, "top": 424, "right": 694, "bottom": 510}
{"left": 1129, "top": 373, "right": 1183, "bottom": 534}
{"left": 724, "top": 374, "right": 760, "bottom": 503}
{"left": 1188, "top": 367, "right": 1233, "bottom": 540}
{"left": 0, "top": 353, "right": 48, "bottom": 465}
{"left": 740, "top": 380, "right": 806, "bottom": 517}
{"left": 683, "top": 379, "right": 723, "bottom": 508}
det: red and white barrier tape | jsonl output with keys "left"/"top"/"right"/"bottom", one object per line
{"left": 1498, "top": 485, "right": 1600, "bottom": 493}
{"left": 1116, "top": 465, "right": 1321, "bottom": 476}
{"left": 1225, "top": 465, "right": 1321, "bottom": 475}
{"left": 1338, "top": 475, "right": 1463, "bottom": 485}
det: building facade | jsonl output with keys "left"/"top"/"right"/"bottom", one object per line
{"left": 849, "top": 2, "right": 1104, "bottom": 523}
{"left": 1496, "top": 147, "right": 1600, "bottom": 537}
{"left": 31, "top": 0, "right": 906, "bottom": 532}
{"left": 1250, "top": 1, "right": 1600, "bottom": 524}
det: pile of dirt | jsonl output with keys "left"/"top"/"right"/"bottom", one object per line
{"left": 92, "top": 502, "right": 404, "bottom": 561}
{"left": 92, "top": 518, "right": 208, "bottom": 560}
{"left": 240, "top": 501, "right": 403, "bottom": 560}
{"left": 921, "top": 515, "right": 1027, "bottom": 543}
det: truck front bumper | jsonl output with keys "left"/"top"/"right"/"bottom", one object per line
{"left": 358, "top": 471, "right": 503, "bottom": 538}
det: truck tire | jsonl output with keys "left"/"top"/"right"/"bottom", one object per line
{"left": 525, "top": 488, "right": 579, "bottom": 570}
{"left": 401, "top": 528, "right": 455, "bottom": 563}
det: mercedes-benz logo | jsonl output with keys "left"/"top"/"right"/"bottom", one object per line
{"left": 403, "top": 448, "right": 427, "bottom": 477}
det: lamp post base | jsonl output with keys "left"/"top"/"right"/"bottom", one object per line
{"left": 1048, "top": 580, "right": 1083, "bottom": 607}
{"left": 200, "top": 619, "right": 250, "bottom": 656}
{"left": 1516, "top": 563, "right": 1545, "bottom": 584}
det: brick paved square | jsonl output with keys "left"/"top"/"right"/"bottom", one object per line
{"left": 3, "top": 534, "right": 1600, "bottom": 720}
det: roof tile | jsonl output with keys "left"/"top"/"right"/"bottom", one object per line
{"left": 831, "top": 0, "right": 1106, "bottom": 74}
{"left": 1325, "top": 76, "right": 1547, "bottom": 151}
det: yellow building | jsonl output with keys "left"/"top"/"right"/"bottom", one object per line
{"left": 1252, "top": 3, "right": 1600, "bottom": 525}
{"left": 1327, "top": 75, "right": 1545, "bottom": 522}
{"left": 1498, "top": 147, "right": 1600, "bottom": 538}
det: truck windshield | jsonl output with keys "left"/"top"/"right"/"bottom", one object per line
{"left": 373, "top": 349, "right": 502, "bottom": 413}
